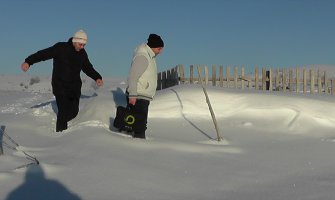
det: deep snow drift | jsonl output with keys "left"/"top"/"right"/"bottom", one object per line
{"left": 1, "top": 74, "right": 335, "bottom": 200}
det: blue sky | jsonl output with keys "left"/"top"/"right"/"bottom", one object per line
{"left": 1, "top": 0, "right": 335, "bottom": 77}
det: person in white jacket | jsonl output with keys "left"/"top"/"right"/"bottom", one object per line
{"left": 126, "top": 34, "right": 164, "bottom": 139}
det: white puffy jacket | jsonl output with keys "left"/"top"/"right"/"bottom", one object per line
{"left": 127, "top": 43, "right": 158, "bottom": 101}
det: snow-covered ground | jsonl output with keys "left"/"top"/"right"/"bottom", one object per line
{"left": 1, "top": 73, "right": 335, "bottom": 200}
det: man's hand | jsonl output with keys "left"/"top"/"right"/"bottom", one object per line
{"left": 128, "top": 97, "right": 136, "bottom": 105}
{"left": 96, "top": 79, "right": 104, "bottom": 87}
{"left": 21, "top": 62, "right": 30, "bottom": 72}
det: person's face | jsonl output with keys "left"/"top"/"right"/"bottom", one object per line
{"left": 73, "top": 42, "right": 86, "bottom": 51}
{"left": 152, "top": 47, "right": 163, "bottom": 56}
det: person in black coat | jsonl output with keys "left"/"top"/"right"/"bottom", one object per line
{"left": 21, "top": 30, "right": 104, "bottom": 132}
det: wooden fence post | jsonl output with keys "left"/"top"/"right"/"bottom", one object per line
{"left": 169, "top": 68, "right": 174, "bottom": 87}
{"left": 157, "top": 72, "right": 162, "bottom": 90}
{"left": 268, "top": 68, "right": 272, "bottom": 91}
{"left": 296, "top": 68, "right": 300, "bottom": 93}
{"left": 204, "top": 65, "right": 209, "bottom": 85}
{"left": 324, "top": 71, "right": 328, "bottom": 94}
{"left": 197, "top": 65, "right": 202, "bottom": 84}
{"left": 241, "top": 67, "right": 245, "bottom": 89}
{"left": 234, "top": 66, "right": 238, "bottom": 89}
{"left": 317, "top": 69, "right": 322, "bottom": 94}
{"left": 175, "top": 65, "right": 179, "bottom": 86}
{"left": 162, "top": 71, "right": 167, "bottom": 89}
{"left": 179, "top": 64, "right": 185, "bottom": 84}
{"left": 190, "top": 65, "right": 194, "bottom": 84}
{"left": 219, "top": 65, "right": 224, "bottom": 87}
{"left": 167, "top": 70, "right": 171, "bottom": 88}
{"left": 289, "top": 68, "right": 293, "bottom": 92}
{"left": 310, "top": 69, "right": 315, "bottom": 94}
{"left": 255, "top": 67, "right": 259, "bottom": 90}
{"left": 170, "top": 67, "right": 175, "bottom": 87}
{"left": 227, "top": 66, "right": 231, "bottom": 88}
{"left": 262, "top": 67, "right": 266, "bottom": 91}
{"left": 212, "top": 65, "right": 216, "bottom": 86}
{"left": 303, "top": 68, "right": 307, "bottom": 94}
{"left": 332, "top": 79, "right": 335, "bottom": 95}
{"left": 275, "top": 68, "right": 280, "bottom": 91}
{"left": 283, "top": 68, "right": 287, "bottom": 92}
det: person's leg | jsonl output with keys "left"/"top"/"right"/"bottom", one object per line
{"left": 55, "top": 94, "right": 79, "bottom": 132}
{"left": 66, "top": 95, "right": 80, "bottom": 122}
{"left": 55, "top": 95, "right": 69, "bottom": 132}
{"left": 130, "top": 99, "right": 150, "bottom": 139}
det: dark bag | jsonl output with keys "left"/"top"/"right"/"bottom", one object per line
{"left": 113, "top": 106, "right": 144, "bottom": 132}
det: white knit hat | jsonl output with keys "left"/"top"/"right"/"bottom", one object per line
{"left": 72, "top": 30, "right": 88, "bottom": 44}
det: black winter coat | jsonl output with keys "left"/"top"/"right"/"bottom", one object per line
{"left": 25, "top": 38, "right": 102, "bottom": 98}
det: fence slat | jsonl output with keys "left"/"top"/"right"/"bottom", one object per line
{"left": 219, "top": 65, "right": 224, "bottom": 87}
{"left": 262, "top": 68, "right": 266, "bottom": 91}
{"left": 162, "top": 71, "right": 167, "bottom": 89}
{"left": 296, "top": 68, "right": 300, "bottom": 93}
{"left": 179, "top": 65, "right": 185, "bottom": 84}
{"left": 190, "top": 65, "right": 194, "bottom": 84}
{"left": 310, "top": 69, "right": 315, "bottom": 94}
{"left": 255, "top": 67, "right": 259, "bottom": 90}
{"left": 204, "top": 65, "right": 209, "bottom": 85}
{"left": 241, "top": 67, "right": 245, "bottom": 89}
{"left": 303, "top": 68, "right": 307, "bottom": 94}
{"left": 234, "top": 67, "right": 238, "bottom": 89}
{"left": 289, "top": 69, "right": 293, "bottom": 92}
{"left": 197, "top": 65, "right": 201, "bottom": 84}
{"left": 275, "top": 68, "right": 280, "bottom": 91}
{"left": 212, "top": 65, "right": 216, "bottom": 86}
{"left": 318, "top": 69, "right": 322, "bottom": 94}
{"left": 268, "top": 68, "right": 272, "bottom": 91}
{"left": 227, "top": 66, "right": 231, "bottom": 88}
{"left": 324, "top": 71, "right": 328, "bottom": 94}
{"left": 283, "top": 68, "right": 286, "bottom": 92}
{"left": 157, "top": 72, "right": 162, "bottom": 90}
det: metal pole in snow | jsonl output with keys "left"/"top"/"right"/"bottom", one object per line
{"left": 197, "top": 66, "right": 224, "bottom": 141}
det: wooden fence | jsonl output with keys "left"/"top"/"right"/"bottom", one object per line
{"left": 157, "top": 64, "right": 335, "bottom": 95}
{"left": 157, "top": 65, "right": 179, "bottom": 90}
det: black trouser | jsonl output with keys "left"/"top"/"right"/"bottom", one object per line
{"left": 55, "top": 94, "right": 80, "bottom": 132}
{"left": 127, "top": 98, "right": 150, "bottom": 139}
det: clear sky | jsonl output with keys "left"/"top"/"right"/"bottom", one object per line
{"left": 1, "top": 0, "right": 335, "bottom": 77}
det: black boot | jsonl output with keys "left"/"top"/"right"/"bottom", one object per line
{"left": 56, "top": 119, "right": 67, "bottom": 132}
{"left": 133, "top": 131, "right": 145, "bottom": 139}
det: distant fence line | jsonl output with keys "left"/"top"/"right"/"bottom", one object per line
{"left": 157, "top": 64, "right": 335, "bottom": 95}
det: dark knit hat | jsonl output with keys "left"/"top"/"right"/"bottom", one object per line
{"left": 147, "top": 34, "right": 164, "bottom": 48}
